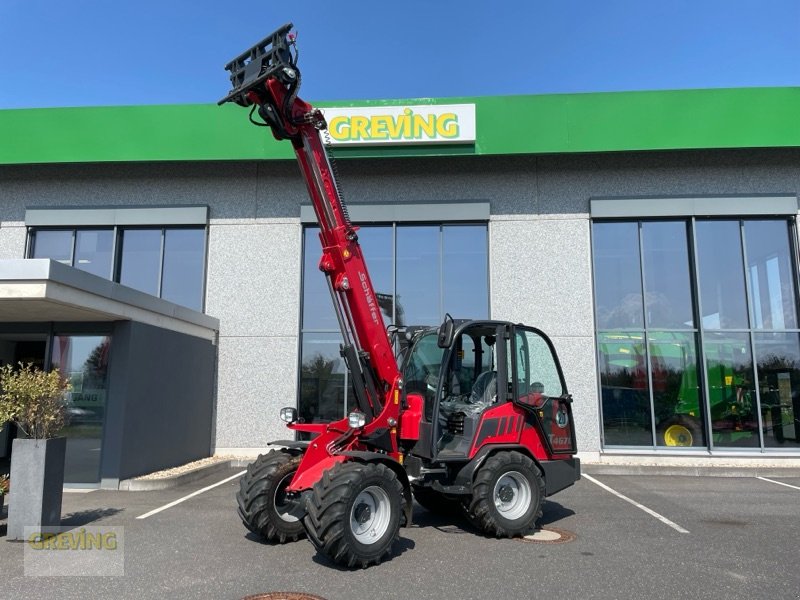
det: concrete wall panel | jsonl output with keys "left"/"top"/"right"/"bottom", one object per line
{"left": 214, "top": 334, "right": 298, "bottom": 449}
{"left": 205, "top": 222, "right": 301, "bottom": 337}
{"left": 0, "top": 223, "right": 25, "bottom": 259}
{"left": 490, "top": 218, "right": 594, "bottom": 338}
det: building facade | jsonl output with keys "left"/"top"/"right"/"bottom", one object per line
{"left": 1, "top": 88, "right": 799, "bottom": 484}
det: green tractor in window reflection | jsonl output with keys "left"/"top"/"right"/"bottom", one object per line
{"left": 599, "top": 334, "right": 759, "bottom": 447}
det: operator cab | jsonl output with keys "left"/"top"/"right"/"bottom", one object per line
{"left": 401, "top": 319, "right": 575, "bottom": 462}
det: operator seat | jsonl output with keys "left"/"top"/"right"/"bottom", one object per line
{"left": 439, "top": 370, "right": 498, "bottom": 426}
{"left": 469, "top": 370, "right": 497, "bottom": 405}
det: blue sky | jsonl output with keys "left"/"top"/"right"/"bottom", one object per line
{"left": 1, "top": 0, "right": 798, "bottom": 109}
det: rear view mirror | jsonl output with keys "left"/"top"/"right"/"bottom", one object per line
{"left": 437, "top": 314, "right": 455, "bottom": 348}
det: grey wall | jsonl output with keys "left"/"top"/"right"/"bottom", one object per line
{"left": 3, "top": 148, "right": 800, "bottom": 457}
{"left": 101, "top": 321, "right": 216, "bottom": 485}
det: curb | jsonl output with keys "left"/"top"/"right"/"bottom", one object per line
{"left": 118, "top": 460, "right": 237, "bottom": 491}
{"left": 582, "top": 464, "right": 800, "bottom": 478}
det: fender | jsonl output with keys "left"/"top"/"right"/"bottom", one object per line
{"left": 453, "top": 444, "right": 580, "bottom": 496}
{"left": 453, "top": 444, "right": 541, "bottom": 490}
{"left": 340, "top": 451, "right": 413, "bottom": 527}
{"left": 269, "top": 440, "right": 310, "bottom": 453}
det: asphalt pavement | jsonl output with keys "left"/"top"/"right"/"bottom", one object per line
{"left": 1, "top": 469, "right": 799, "bottom": 600}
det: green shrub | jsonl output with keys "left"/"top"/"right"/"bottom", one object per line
{"left": 0, "top": 363, "right": 71, "bottom": 440}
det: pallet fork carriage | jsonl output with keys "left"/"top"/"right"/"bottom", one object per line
{"left": 219, "top": 23, "right": 580, "bottom": 568}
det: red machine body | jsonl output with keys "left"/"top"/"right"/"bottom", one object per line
{"left": 221, "top": 24, "right": 580, "bottom": 568}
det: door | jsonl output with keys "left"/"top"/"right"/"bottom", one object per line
{"left": 512, "top": 327, "right": 577, "bottom": 455}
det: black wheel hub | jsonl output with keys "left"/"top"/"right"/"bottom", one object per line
{"left": 498, "top": 484, "right": 514, "bottom": 503}
{"left": 354, "top": 503, "right": 372, "bottom": 524}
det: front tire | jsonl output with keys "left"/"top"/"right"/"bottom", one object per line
{"left": 236, "top": 450, "right": 305, "bottom": 543}
{"left": 466, "top": 451, "right": 544, "bottom": 537}
{"left": 304, "top": 462, "right": 403, "bottom": 568}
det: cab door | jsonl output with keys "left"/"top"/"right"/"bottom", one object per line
{"left": 512, "top": 326, "right": 577, "bottom": 455}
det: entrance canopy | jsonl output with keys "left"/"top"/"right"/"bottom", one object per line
{"left": 0, "top": 259, "right": 218, "bottom": 340}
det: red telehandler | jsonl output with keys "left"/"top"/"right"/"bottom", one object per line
{"left": 219, "top": 23, "right": 580, "bottom": 568}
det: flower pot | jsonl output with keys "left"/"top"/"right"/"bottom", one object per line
{"left": 7, "top": 437, "right": 66, "bottom": 541}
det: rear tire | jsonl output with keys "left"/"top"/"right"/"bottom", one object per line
{"left": 412, "top": 485, "right": 461, "bottom": 515}
{"left": 466, "top": 451, "right": 544, "bottom": 537}
{"left": 304, "top": 462, "right": 403, "bottom": 568}
{"left": 236, "top": 450, "right": 305, "bottom": 543}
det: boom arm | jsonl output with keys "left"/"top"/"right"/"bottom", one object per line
{"left": 219, "top": 24, "right": 403, "bottom": 462}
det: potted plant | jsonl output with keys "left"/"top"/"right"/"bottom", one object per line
{"left": 0, "top": 363, "right": 70, "bottom": 540}
{"left": 0, "top": 474, "right": 8, "bottom": 517}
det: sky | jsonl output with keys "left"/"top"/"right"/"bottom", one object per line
{"left": 0, "top": 0, "right": 799, "bottom": 109}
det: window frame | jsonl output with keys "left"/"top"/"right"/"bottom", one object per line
{"left": 26, "top": 224, "right": 208, "bottom": 312}
{"left": 591, "top": 215, "right": 800, "bottom": 453}
{"left": 298, "top": 220, "right": 491, "bottom": 421}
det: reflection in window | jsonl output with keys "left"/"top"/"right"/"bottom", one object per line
{"left": 703, "top": 332, "right": 759, "bottom": 448}
{"left": 300, "top": 223, "right": 489, "bottom": 423}
{"left": 695, "top": 221, "right": 749, "bottom": 329}
{"left": 357, "top": 228, "right": 394, "bottom": 327}
{"left": 443, "top": 225, "right": 489, "bottom": 322}
{"left": 28, "top": 226, "right": 207, "bottom": 311}
{"left": 397, "top": 226, "right": 441, "bottom": 326}
{"left": 597, "top": 332, "right": 653, "bottom": 446}
{"left": 593, "top": 216, "right": 800, "bottom": 451}
{"left": 74, "top": 230, "right": 114, "bottom": 278}
{"left": 744, "top": 221, "right": 797, "bottom": 330}
{"left": 642, "top": 222, "right": 693, "bottom": 328}
{"left": 52, "top": 335, "right": 111, "bottom": 483}
{"left": 161, "top": 228, "right": 206, "bottom": 311}
{"left": 650, "top": 332, "right": 704, "bottom": 447}
{"left": 754, "top": 333, "right": 800, "bottom": 448}
{"left": 593, "top": 222, "right": 643, "bottom": 329}
{"left": 299, "top": 334, "right": 347, "bottom": 423}
{"left": 32, "top": 229, "right": 73, "bottom": 264}
{"left": 119, "top": 229, "right": 162, "bottom": 296}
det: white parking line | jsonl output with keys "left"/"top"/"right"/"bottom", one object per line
{"left": 136, "top": 470, "right": 246, "bottom": 520}
{"left": 757, "top": 476, "right": 800, "bottom": 491}
{"left": 582, "top": 474, "right": 690, "bottom": 534}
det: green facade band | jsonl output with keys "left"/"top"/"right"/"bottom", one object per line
{"left": 1, "top": 87, "right": 799, "bottom": 165}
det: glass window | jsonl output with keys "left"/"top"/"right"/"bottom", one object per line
{"left": 744, "top": 221, "right": 798, "bottom": 330}
{"left": 357, "top": 227, "right": 394, "bottom": 327}
{"left": 299, "top": 334, "right": 347, "bottom": 423}
{"left": 594, "top": 216, "right": 800, "bottom": 452}
{"left": 443, "top": 225, "right": 489, "bottom": 320}
{"left": 515, "top": 329, "right": 564, "bottom": 398}
{"left": 754, "top": 332, "right": 800, "bottom": 448}
{"left": 597, "top": 332, "right": 653, "bottom": 446}
{"left": 593, "top": 222, "right": 643, "bottom": 329}
{"left": 703, "top": 331, "right": 759, "bottom": 448}
{"left": 161, "top": 228, "right": 206, "bottom": 311}
{"left": 642, "top": 222, "right": 694, "bottom": 328}
{"left": 651, "top": 332, "right": 704, "bottom": 447}
{"left": 28, "top": 226, "right": 207, "bottom": 311}
{"left": 396, "top": 226, "right": 441, "bottom": 326}
{"left": 695, "top": 221, "right": 749, "bottom": 329}
{"left": 301, "top": 228, "right": 337, "bottom": 331}
{"left": 74, "top": 229, "right": 114, "bottom": 278}
{"left": 300, "top": 222, "right": 489, "bottom": 423}
{"left": 32, "top": 229, "right": 73, "bottom": 264}
{"left": 52, "top": 335, "right": 111, "bottom": 484}
{"left": 119, "top": 229, "right": 162, "bottom": 296}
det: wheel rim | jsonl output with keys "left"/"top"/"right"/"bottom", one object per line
{"left": 493, "top": 471, "right": 532, "bottom": 521}
{"left": 273, "top": 471, "right": 299, "bottom": 523}
{"left": 664, "top": 424, "right": 693, "bottom": 447}
{"left": 350, "top": 485, "right": 391, "bottom": 544}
